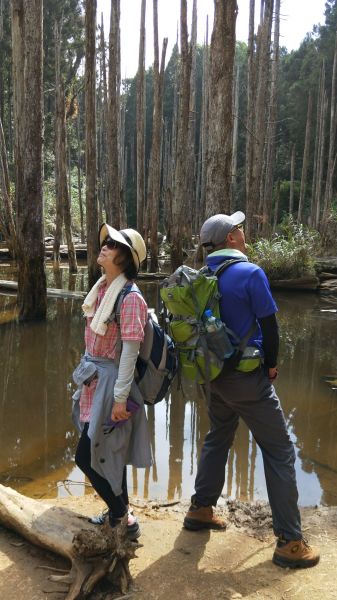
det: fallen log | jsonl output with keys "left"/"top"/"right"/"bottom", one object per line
{"left": 0, "top": 485, "right": 138, "bottom": 599}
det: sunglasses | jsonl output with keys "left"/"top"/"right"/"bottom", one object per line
{"left": 231, "top": 223, "right": 244, "bottom": 232}
{"left": 101, "top": 237, "right": 120, "bottom": 250}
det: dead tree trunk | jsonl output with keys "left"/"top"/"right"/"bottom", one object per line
{"left": 289, "top": 143, "right": 295, "bottom": 215}
{"left": 12, "top": 0, "right": 46, "bottom": 321}
{"left": 231, "top": 64, "right": 240, "bottom": 211}
{"left": 297, "top": 91, "right": 312, "bottom": 223}
{"left": 107, "top": 0, "right": 121, "bottom": 227}
{"left": 136, "top": 0, "right": 146, "bottom": 236}
{"left": 262, "top": 0, "right": 280, "bottom": 235}
{"left": 322, "top": 31, "right": 337, "bottom": 226}
{"left": 148, "top": 0, "right": 167, "bottom": 271}
{"left": 171, "top": 0, "right": 192, "bottom": 269}
{"left": 85, "top": 0, "right": 100, "bottom": 288}
{"left": 186, "top": 0, "right": 198, "bottom": 237}
{"left": 54, "top": 21, "right": 78, "bottom": 273}
{"left": 245, "top": 0, "right": 274, "bottom": 240}
{"left": 198, "top": 18, "right": 210, "bottom": 231}
{"left": 0, "top": 485, "right": 139, "bottom": 600}
{"left": 0, "top": 115, "right": 17, "bottom": 255}
{"left": 205, "top": 0, "right": 238, "bottom": 216}
{"left": 77, "top": 110, "right": 85, "bottom": 243}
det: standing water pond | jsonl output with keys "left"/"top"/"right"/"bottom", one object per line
{"left": 0, "top": 264, "right": 337, "bottom": 507}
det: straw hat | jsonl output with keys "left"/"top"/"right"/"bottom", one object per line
{"left": 98, "top": 223, "right": 147, "bottom": 269}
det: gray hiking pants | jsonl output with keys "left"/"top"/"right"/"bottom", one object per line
{"left": 194, "top": 367, "right": 302, "bottom": 540}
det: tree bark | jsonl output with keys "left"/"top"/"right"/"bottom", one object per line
{"left": 322, "top": 31, "right": 337, "bottom": 225}
{"left": 231, "top": 64, "right": 240, "bottom": 211}
{"left": 54, "top": 20, "right": 77, "bottom": 273}
{"left": 148, "top": 0, "right": 167, "bottom": 271}
{"left": 297, "top": 91, "right": 312, "bottom": 223}
{"left": 12, "top": 0, "right": 46, "bottom": 321}
{"left": 85, "top": 0, "right": 100, "bottom": 288}
{"left": 245, "top": 0, "right": 274, "bottom": 240}
{"left": 289, "top": 143, "right": 295, "bottom": 215}
{"left": 0, "top": 485, "right": 138, "bottom": 600}
{"left": 205, "top": 0, "right": 238, "bottom": 216}
{"left": 106, "top": 0, "right": 121, "bottom": 227}
{"left": 0, "top": 115, "right": 16, "bottom": 255}
{"left": 136, "top": 0, "right": 146, "bottom": 236}
{"left": 171, "top": 0, "right": 192, "bottom": 269}
{"left": 262, "top": 0, "right": 280, "bottom": 235}
{"left": 186, "top": 0, "right": 198, "bottom": 236}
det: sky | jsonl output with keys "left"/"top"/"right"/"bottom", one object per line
{"left": 96, "top": 0, "right": 328, "bottom": 78}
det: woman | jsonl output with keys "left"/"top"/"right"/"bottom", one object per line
{"left": 72, "top": 223, "right": 152, "bottom": 540}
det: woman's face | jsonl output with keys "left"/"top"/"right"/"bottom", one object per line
{"left": 97, "top": 238, "right": 122, "bottom": 273}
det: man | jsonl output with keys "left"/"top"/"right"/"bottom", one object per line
{"left": 183, "top": 211, "right": 320, "bottom": 569}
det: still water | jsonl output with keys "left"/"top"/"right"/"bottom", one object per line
{"left": 0, "top": 265, "right": 337, "bottom": 507}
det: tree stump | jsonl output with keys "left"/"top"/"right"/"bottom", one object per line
{"left": 0, "top": 485, "right": 138, "bottom": 599}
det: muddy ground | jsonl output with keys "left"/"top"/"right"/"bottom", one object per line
{"left": 0, "top": 494, "right": 336, "bottom": 600}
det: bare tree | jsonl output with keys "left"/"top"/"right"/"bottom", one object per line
{"left": 106, "top": 0, "right": 121, "bottom": 227}
{"left": 245, "top": 0, "right": 274, "bottom": 239}
{"left": 53, "top": 20, "right": 77, "bottom": 273}
{"left": 148, "top": 0, "right": 168, "bottom": 271}
{"left": 205, "top": 0, "right": 238, "bottom": 216}
{"left": 289, "top": 143, "right": 295, "bottom": 215}
{"left": 171, "top": 0, "right": 192, "bottom": 269}
{"left": 85, "top": 0, "right": 100, "bottom": 288}
{"left": 322, "top": 31, "right": 337, "bottom": 225}
{"left": 297, "top": 92, "right": 312, "bottom": 223}
{"left": 0, "top": 116, "right": 16, "bottom": 256}
{"left": 136, "top": 0, "right": 146, "bottom": 236}
{"left": 12, "top": 0, "right": 46, "bottom": 321}
{"left": 186, "top": 0, "right": 198, "bottom": 237}
{"left": 262, "top": 0, "right": 280, "bottom": 234}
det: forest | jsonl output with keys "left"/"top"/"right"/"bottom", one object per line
{"left": 1, "top": 0, "right": 337, "bottom": 320}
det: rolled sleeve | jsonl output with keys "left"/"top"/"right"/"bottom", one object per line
{"left": 120, "top": 292, "right": 148, "bottom": 341}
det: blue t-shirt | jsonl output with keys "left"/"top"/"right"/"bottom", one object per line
{"left": 206, "top": 250, "right": 278, "bottom": 355}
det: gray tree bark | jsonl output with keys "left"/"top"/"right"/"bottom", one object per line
{"left": 85, "top": 0, "right": 100, "bottom": 288}
{"left": 136, "top": 0, "right": 146, "bottom": 236}
{"left": 12, "top": 0, "right": 46, "bottom": 321}
{"left": 171, "top": 0, "right": 192, "bottom": 269}
{"left": 205, "top": 0, "right": 238, "bottom": 217}
{"left": 297, "top": 92, "right": 312, "bottom": 223}
{"left": 107, "top": 0, "right": 121, "bottom": 227}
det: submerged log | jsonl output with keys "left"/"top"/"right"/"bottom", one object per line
{"left": 0, "top": 485, "right": 138, "bottom": 599}
{"left": 270, "top": 275, "right": 320, "bottom": 291}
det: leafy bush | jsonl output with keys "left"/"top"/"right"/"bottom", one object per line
{"left": 248, "top": 217, "right": 320, "bottom": 280}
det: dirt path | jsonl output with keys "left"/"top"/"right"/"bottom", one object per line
{"left": 0, "top": 495, "right": 336, "bottom": 600}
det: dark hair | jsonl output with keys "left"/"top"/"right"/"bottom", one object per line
{"left": 113, "top": 244, "right": 138, "bottom": 280}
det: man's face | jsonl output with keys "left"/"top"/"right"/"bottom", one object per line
{"left": 228, "top": 223, "right": 246, "bottom": 253}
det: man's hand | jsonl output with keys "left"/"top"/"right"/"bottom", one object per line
{"left": 111, "top": 402, "right": 131, "bottom": 421}
{"left": 268, "top": 367, "right": 278, "bottom": 382}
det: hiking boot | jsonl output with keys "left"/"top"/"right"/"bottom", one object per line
{"left": 183, "top": 504, "right": 226, "bottom": 531}
{"left": 272, "top": 537, "right": 320, "bottom": 569}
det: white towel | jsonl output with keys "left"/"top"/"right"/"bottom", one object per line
{"left": 82, "top": 272, "right": 128, "bottom": 335}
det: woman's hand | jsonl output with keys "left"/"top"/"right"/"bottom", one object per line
{"left": 111, "top": 402, "right": 131, "bottom": 421}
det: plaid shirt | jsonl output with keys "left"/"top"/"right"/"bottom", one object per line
{"left": 80, "top": 281, "right": 147, "bottom": 422}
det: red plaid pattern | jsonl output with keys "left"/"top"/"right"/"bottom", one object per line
{"left": 80, "top": 282, "right": 147, "bottom": 422}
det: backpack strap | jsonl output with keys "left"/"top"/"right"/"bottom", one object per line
{"left": 213, "top": 257, "right": 257, "bottom": 357}
{"left": 107, "top": 282, "right": 143, "bottom": 363}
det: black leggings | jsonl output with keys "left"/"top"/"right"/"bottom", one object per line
{"left": 75, "top": 423, "right": 129, "bottom": 519}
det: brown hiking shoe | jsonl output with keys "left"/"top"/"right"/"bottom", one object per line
{"left": 272, "top": 537, "right": 320, "bottom": 569}
{"left": 183, "top": 504, "right": 226, "bottom": 531}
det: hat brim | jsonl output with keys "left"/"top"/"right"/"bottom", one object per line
{"left": 230, "top": 211, "right": 245, "bottom": 226}
{"left": 99, "top": 223, "right": 132, "bottom": 251}
{"left": 98, "top": 223, "right": 140, "bottom": 268}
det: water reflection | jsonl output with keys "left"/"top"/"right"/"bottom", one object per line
{"left": 0, "top": 276, "right": 337, "bottom": 506}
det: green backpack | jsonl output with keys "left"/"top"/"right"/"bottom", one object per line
{"left": 160, "top": 260, "right": 258, "bottom": 387}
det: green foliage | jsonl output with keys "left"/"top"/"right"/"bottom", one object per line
{"left": 248, "top": 217, "right": 321, "bottom": 280}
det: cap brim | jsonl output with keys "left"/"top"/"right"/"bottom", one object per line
{"left": 99, "top": 223, "right": 132, "bottom": 251}
{"left": 231, "top": 211, "right": 245, "bottom": 226}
